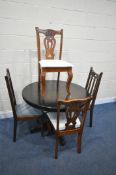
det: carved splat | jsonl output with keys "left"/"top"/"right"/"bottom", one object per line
{"left": 57, "top": 98, "right": 92, "bottom": 131}
{"left": 65, "top": 104, "right": 81, "bottom": 130}
{"left": 44, "top": 36, "right": 56, "bottom": 59}
{"left": 35, "top": 27, "right": 63, "bottom": 61}
{"left": 44, "top": 30, "right": 56, "bottom": 59}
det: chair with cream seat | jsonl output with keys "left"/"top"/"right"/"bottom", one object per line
{"left": 35, "top": 27, "right": 73, "bottom": 95}
{"left": 47, "top": 96, "right": 92, "bottom": 159}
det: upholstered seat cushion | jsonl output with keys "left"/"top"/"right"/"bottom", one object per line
{"left": 39, "top": 60, "right": 73, "bottom": 68}
{"left": 47, "top": 112, "right": 81, "bottom": 130}
{"left": 16, "top": 103, "right": 42, "bottom": 116}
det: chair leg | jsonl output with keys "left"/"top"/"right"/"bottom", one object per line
{"left": 38, "top": 63, "right": 41, "bottom": 84}
{"left": 77, "top": 133, "right": 82, "bottom": 153}
{"left": 55, "top": 136, "right": 59, "bottom": 159}
{"left": 57, "top": 72, "right": 60, "bottom": 82}
{"left": 41, "top": 70, "right": 46, "bottom": 96}
{"left": 13, "top": 120, "right": 17, "bottom": 142}
{"left": 90, "top": 108, "right": 93, "bottom": 127}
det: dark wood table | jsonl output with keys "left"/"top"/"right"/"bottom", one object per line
{"left": 22, "top": 80, "right": 89, "bottom": 141}
{"left": 22, "top": 80, "right": 88, "bottom": 112}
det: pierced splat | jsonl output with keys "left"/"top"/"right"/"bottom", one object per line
{"left": 35, "top": 27, "right": 63, "bottom": 61}
{"left": 44, "top": 35, "right": 56, "bottom": 59}
{"left": 65, "top": 110, "right": 80, "bottom": 130}
{"left": 58, "top": 98, "right": 92, "bottom": 131}
{"left": 51, "top": 97, "right": 92, "bottom": 158}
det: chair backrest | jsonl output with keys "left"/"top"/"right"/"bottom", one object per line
{"left": 85, "top": 67, "right": 103, "bottom": 107}
{"left": 56, "top": 96, "right": 92, "bottom": 133}
{"left": 5, "top": 68, "right": 17, "bottom": 118}
{"left": 35, "top": 27, "right": 63, "bottom": 61}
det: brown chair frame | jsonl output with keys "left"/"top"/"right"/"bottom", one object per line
{"left": 85, "top": 67, "right": 103, "bottom": 127}
{"left": 35, "top": 27, "right": 73, "bottom": 95}
{"left": 35, "top": 27, "right": 63, "bottom": 82}
{"left": 48, "top": 96, "right": 92, "bottom": 159}
{"left": 5, "top": 68, "right": 43, "bottom": 142}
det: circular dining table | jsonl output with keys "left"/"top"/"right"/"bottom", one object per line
{"left": 22, "top": 80, "right": 89, "bottom": 112}
{"left": 22, "top": 80, "right": 89, "bottom": 141}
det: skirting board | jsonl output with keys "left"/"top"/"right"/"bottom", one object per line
{"left": 0, "top": 110, "right": 12, "bottom": 119}
{"left": 0, "top": 97, "right": 116, "bottom": 118}
{"left": 95, "top": 97, "right": 116, "bottom": 105}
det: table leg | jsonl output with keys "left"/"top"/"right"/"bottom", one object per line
{"left": 30, "top": 112, "right": 48, "bottom": 136}
{"left": 66, "top": 68, "right": 73, "bottom": 95}
{"left": 30, "top": 118, "right": 42, "bottom": 133}
{"left": 59, "top": 137, "right": 66, "bottom": 146}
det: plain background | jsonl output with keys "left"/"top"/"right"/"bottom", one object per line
{"left": 0, "top": 0, "right": 116, "bottom": 113}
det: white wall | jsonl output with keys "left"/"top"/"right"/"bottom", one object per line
{"left": 0, "top": 0, "right": 116, "bottom": 113}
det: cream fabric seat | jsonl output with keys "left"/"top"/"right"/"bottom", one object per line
{"left": 47, "top": 112, "right": 81, "bottom": 130}
{"left": 39, "top": 60, "right": 73, "bottom": 68}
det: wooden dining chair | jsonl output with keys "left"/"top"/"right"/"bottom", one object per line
{"left": 85, "top": 67, "right": 103, "bottom": 127}
{"left": 47, "top": 96, "right": 92, "bottom": 159}
{"left": 35, "top": 27, "right": 73, "bottom": 95}
{"left": 5, "top": 68, "right": 43, "bottom": 142}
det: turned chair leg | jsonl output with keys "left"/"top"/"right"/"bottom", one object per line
{"left": 66, "top": 68, "right": 73, "bottom": 96}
